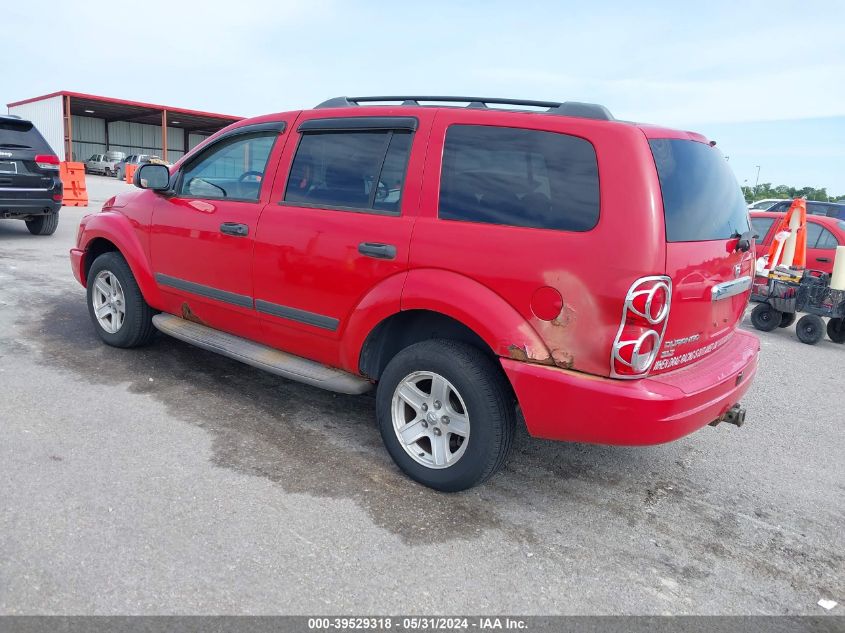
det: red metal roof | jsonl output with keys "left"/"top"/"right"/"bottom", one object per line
{"left": 7, "top": 90, "right": 242, "bottom": 121}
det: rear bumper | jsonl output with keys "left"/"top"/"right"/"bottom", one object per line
{"left": 503, "top": 329, "right": 760, "bottom": 445}
{"left": 0, "top": 198, "right": 61, "bottom": 216}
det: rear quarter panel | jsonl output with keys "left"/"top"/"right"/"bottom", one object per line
{"left": 411, "top": 111, "right": 666, "bottom": 376}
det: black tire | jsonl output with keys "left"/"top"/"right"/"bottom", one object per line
{"left": 778, "top": 312, "right": 796, "bottom": 328}
{"left": 827, "top": 317, "right": 845, "bottom": 344}
{"left": 795, "top": 314, "right": 824, "bottom": 345}
{"left": 104, "top": 167, "right": 112, "bottom": 177}
{"left": 86, "top": 252, "right": 156, "bottom": 348}
{"left": 750, "top": 303, "right": 782, "bottom": 332}
{"left": 25, "top": 213, "right": 59, "bottom": 236}
{"left": 376, "top": 339, "right": 515, "bottom": 492}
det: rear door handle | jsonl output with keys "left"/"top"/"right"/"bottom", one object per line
{"left": 220, "top": 222, "right": 249, "bottom": 237}
{"left": 358, "top": 242, "right": 396, "bottom": 260}
{"left": 816, "top": 257, "right": 831, "bottom": 263}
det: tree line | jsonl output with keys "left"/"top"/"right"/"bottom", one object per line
{"left": 742, "top": 183, "right": 844, "bottom": 203}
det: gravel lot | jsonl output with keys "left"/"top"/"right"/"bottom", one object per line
{"left": 0, "top": 176, "right": 842, "bottom": 615}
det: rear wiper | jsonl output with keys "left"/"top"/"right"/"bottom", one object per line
{"left": 0, "top": 143, "right": 32, "bottom": 149}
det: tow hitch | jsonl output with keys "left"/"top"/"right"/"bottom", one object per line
{"left": 709, "top": 404, "right": 746, "bottom": 428}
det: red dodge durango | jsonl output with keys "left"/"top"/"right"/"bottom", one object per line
{"left": 70, "top": 95, "right": 760, "bottom": 490}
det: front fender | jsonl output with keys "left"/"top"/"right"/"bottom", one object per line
{"left": 400, "top": 269, "right": 553, "bottom": 364}
{"left": 76, "top": 211, "right": 163, "bottom": 307}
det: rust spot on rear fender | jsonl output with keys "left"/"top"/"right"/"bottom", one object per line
{"left": 181, "top": 302, "right": 207, "bottom": 326}
{"left": 506, "top": 344, "right": 556, "bottom": 367}
{"left": 551, "top": 303, "right": 577, "bottom": 328}
{"left": 507, "top": 344, "right": 573, "bottom": 369}
{"left": 550, "top": 349, "right": 574, "bottom": 369}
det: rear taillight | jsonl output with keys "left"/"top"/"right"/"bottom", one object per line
{"left": 611, "top": 275, "right": 672, "bottom": 378}
{"left": 35, "top": 154, "right": 60, "bottom": 170}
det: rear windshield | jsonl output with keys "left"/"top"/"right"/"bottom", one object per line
{"left": 650, "top": 139, "right": 750, "bottom": 242}
{"left": 0, "top": 119, "right": 51, "bottom": 152}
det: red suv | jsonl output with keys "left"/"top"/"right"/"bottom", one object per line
{"left": 70, "top": 96, "right": 760, "bottom": 491}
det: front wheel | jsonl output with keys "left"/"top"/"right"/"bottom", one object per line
{"left": 751, "top": 303, "right": 782, "bottom": 332}
{"left": 827, "top": 318, "right": 845, "bottom": 344}
{"left": 376, "top": 340, "right": 515, "bottom": 492}
{"left": 795, "top": 314, "right": 824, "bottom": 345}
{"left": 86, "top": 252, "right": 156, "bottom": 348}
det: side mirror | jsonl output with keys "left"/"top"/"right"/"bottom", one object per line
{"left": 135, "top": 163, "right": 170, "bottom": 191}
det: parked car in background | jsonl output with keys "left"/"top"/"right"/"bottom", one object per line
{"left": 767, "top": 199, "right": 845, "bottom": 219}
{"left": 748, "top": 198, "right": 788, "bottom": 211}
{"left": 0, "top": 114, "right": 62, "bottom": 235}
{"left": 85, "top": 151, "right": 126, "bottom": 177}
{"left": 115, "top": 154, "right": 163, "bottom": 180}
{"left": 751, "top": 211, "right": 845, "bottom": 275}
{"left": 70, "top": 95, "right": 759, "bottom": 491}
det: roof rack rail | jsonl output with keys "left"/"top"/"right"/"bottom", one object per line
{"left": 314, "top": 96, "right": 614, "bottom": 121}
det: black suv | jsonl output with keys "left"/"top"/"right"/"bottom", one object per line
{"left": 769, "top": 199, "right": 845, "bottom": 219}
{"left": 0, "top": 115, "right": 62, "bottom": 235}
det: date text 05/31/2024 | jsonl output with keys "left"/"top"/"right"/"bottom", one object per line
{"left": 307, "top": 617, "right": 528, "bottom": 630}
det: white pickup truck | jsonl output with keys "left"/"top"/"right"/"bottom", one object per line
{"left": 85, "top": 151, "right": 126, "bottom": 176}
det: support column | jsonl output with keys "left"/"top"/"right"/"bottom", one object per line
{"left": 64, "top": 95, "right": 73, "bottom": 162}
{"left": 161, "top": 109, "right": 168, "bottom": 161}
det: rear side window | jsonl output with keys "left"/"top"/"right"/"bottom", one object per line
{"left": 0, "top": 119, "right": 51, "bottom": 153}
{"left": 805, "top": 222, "right": 823, "bottom": 248}
{"left": 284, "top": 130, "right": 412, "bottom": 213}
{"left": 750, "top": 216, "right": 775, "bottom": 240}
{"left": 438, "top": 125, "right": 600, "bottom": 231}
{"left": 650, "top": 139, "right": 750, "bottom": 242}
{"left": 815, "top": 226, "right": 839, "bottom": 249}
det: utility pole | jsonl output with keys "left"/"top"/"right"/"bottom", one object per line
{"left": 753, "top": 165, "right": 761, "bottom": 199}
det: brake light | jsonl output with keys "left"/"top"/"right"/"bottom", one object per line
{"left": 35, "top": 154, "right": 60, "bottom": 170}
{"left": 611, "top": 276, "right": 672, "bottom": 378}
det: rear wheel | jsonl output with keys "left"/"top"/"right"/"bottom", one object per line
{"left": 25, "top": 213, "right": 59, "bottom": 236}
{"left": 778, "top": 312, "right": 796, "bottom": 328}
{"left": 104, "top": 167, "right": 112, "bottom": 177}
{"left": 795, "top": 314, "right": 824, "bottom": 345}
{"left": 751, "top": 303, "right": 782, "bottom": 332}
{"left": 827, "top": 317, "right": 845, "bottom": 344}
{"left": 376, "top": 339, "right": 515, "bottom": 492}
{"left": 86, "top": 252, "right": 156, "bottom": 348}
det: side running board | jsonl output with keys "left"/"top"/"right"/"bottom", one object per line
{"left": 152, "top": 314, "right": 372, "bottom": 395}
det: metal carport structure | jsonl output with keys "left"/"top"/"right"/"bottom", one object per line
{"left": 7, "top": 91, "right": 242, "bottom": 163}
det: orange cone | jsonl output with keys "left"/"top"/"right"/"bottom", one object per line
{"left": 765, "top": 198, "right": 807, "bottom": 269}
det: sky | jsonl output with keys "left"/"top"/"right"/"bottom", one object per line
{"left": 4, "top": 0, "right": 844, "bottom": 194}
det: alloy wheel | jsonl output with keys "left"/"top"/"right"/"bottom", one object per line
{"left": 91, "top": 270, "right": 126, "bottom": 334}
{"left": 391, "top": 371, "right": 470, "bottom": 469}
